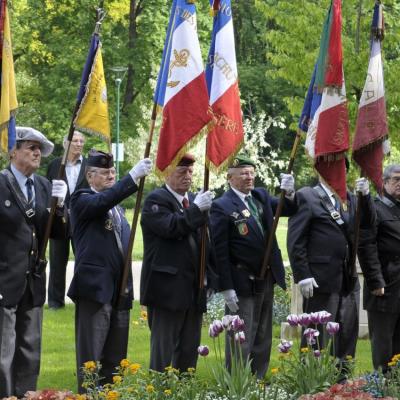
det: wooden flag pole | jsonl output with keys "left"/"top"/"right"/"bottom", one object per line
{"left": 37, "top": 9, "right": 105, "bottom": 272}
{"left": 118, "top": 104, "right": 157, "bottom": 305}
{"left": 258, "top": 130, "right": 302, "bottom": 280}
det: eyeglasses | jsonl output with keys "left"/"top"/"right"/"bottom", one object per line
{"left": 389, "top": 176, "right": 400, "bottom": 183}
{"left": 95, "top": 169, "right": 116, "bottom": 177}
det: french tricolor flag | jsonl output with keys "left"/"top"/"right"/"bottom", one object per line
{"left": 353, "top": 2, "right": 389, "bottom": 193}
{"left": 154, "top": 0, "right": 212, "bottom": 176}
{"left": 205, "top": 0, "right": 243, "bottom": 171}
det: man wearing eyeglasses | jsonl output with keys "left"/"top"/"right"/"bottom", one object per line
{"left": 209, "top": 154, "right": 296, "bottom": 378}
{"left": 358, "top": 164, "right": 400, "bottom": 371}
{"left": 68, "top": 149, "right": 152, "bottom": 392}
{"left": 0, "top": 127, "right": 67, "bottom": 397}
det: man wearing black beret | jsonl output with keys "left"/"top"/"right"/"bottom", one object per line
{"left": 68, "top": 149, "right": 152, "bottom": 392}
{"left": 210, "top": 154, "right": 296, "bottom": 378}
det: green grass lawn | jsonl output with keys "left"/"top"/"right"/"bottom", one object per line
{"left": 38, "top": 303, "right": 373, "bottom": 392}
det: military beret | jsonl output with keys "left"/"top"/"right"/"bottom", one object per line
{"left": 229, "top": 154, "right": 256, "bottom": 169}
{"left": 16, "top": 126, "right": 54, "bottom": 157}
{"left": 177, "top": 153, "right": 196, "bottom": 167}
{"left": 87, "top": 149, "right": 114, "bottom": 168}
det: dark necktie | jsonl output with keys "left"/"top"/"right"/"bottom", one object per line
{"left": 333, "top": 195, "right": 340, "bottom": 212}
{"left": 111, "top": 207, "right": 122, "bottom": 238}
{"left": 245, "top": 195, "right": 264, "bottom": 234}
{"left": 26, "top": 178, "right": 34, "bottom": 205}
{"left": 182, "top": 198, "right": 189, "bottom": 209}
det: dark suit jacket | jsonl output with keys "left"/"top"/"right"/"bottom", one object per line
{"left": 67, "top": 174, "right": 137, "bottom": 310}
{"left": 287, "top": 185, "right": 374, "bottom": 294}
{"left": 140, "top": 186, "right": 216, "bottom": 313}
{"left": 47, "top": 156, "right": 88, "bottom": 238}
{"left": 358, "top": 194, "right": 400, "bottom": 313}
{"left": 210, "top": 187, "right": 297, "bottom": 295}
{"left": 0, "top": 166, "right": 66, "bottom": 307}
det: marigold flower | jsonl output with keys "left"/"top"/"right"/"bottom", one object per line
{"left": 106, "top": 391, "right": 119, "bottom": 400}
{"left": 388, "top": 361, "right": 396, "bottom": 367}
{"left": 76, "top": 396, "right": 87, "bottom": 400}
{"left": 113, "top": 375, "right": 122, "bottom": 384}
{"left": 120, "top": 359, "right": 130, "bottom": 368}
{"left": 146, "top": 384, "right": 155, "bottom": 393}
{"left": 129, "top": 363, "right": 141, "bottom": 374}
{"left": 345, "top": 355, "right": 353, "bottom": 361}
{"left": 83, "top": 361, "right": 97, "bottom": 372}
{"left": 164, "top": 389, "right": 172, "bottom": 395}
{"left": 140, "top": 310, "right": 148, "bottom": 321}
{"left": 271, "top": 368, "right": 279, "bottom": 374}
{"left": 300, "top": 347, "right": 309, "bottom": 353}
{"left": 187, "top": 367, "right": 195, "bottom": 373}
{"left": 165, "top": 365, "right": 173, "bottom": 371}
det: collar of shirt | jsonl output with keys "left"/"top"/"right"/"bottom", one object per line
{"left": 231, "top": 186, "right": 250, "bottom": 207}
{"left": 66, "top": 155, "right": 83, "bottom": 167}
{"left": 10, "top": 163, "right": 35, "bottom": 196}
{"left": 166, "top": 184, "right": 189, "bottom": 207}
{"left": 320, "top": 182, "right": 337, "bottom": 207}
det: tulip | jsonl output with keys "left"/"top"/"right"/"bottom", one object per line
{"left": 222, "top": 315, "right": 234, "bottom": 330}
{"left": 318, "top": 310, "right": 332, "bottom": 324}
{"left": 314, "top": 350, "right": 321, "bottom": 358}
{"left": 198, "top": 345, "right": 209, "bottom": 356}
{"left": 208, "top": 320, "right": 224, "bottom": 338}
{"left": 231, "top": 315, "right": 245, "bottom": 332}
{"left": 278, "top": 339, "right": 293, "bottom": 353}
{"left": 234, "top": 331, "right": 245, "bottom": 344}
{"left": 298, "top": 313, "right": 311, "bottom": 327}
{"left": 326, "top": 321, "right": 340, "bottom": 335}
{"left": 303, "top": 328, "right": 320, "bottom": 345}
{"left": 286, "top": 314, "right": 299, "bottom": 326}
{"left": 309, "top": 312, "right": 320, "bottom": 324}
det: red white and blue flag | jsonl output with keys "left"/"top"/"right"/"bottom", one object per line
{"left": 205, "top": 0, "right": 243, "bottom": 171}
{"left": 154, "top": 0, "right": 212, "bottom": 176}
{"left": 352, "top": 2, "right": 388, "bottom": 193}
{"left": 299, "top": 0, "right": 349, "bottom": 202}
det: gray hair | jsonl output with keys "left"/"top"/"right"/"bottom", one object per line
{"left": 85, "top": 166, "right": 99, "bottom": 179}
{"left": 63, "top": 130, "right": 85, "bottom": 148}
{"left": 383, "top": 164, "right": 400, "bottom": 182}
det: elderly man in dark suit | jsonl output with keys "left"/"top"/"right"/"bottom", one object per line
{"left": 287, "top": 176, "right": 374, "bottom": 364}
{"left": 47, "top": 130, "right": 88, "bottom": 309}
{"left": 0, "top": 127, "right": 67, "bottom": 398}
{"left": 140, "top": 154, "right": 216, "bottom": 373}
{"left": 68, "top": 150, "right": 152, "bottom": 393}
{"left": 209, "top": 155, "right": 296, "bottom": 378}
{"left": 358, "top": 164, "right": 400, "bottom": 371}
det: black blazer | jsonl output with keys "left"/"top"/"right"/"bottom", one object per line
{"left": 140, "top": 186, "right": 216, "bottom": 312}
{"left": 210, "top": 187, "right": 297, "bottom": 296}
{"left": 67, "top": 174, "right": 137, "bottom": 310}
{"left": 0, "top": 166, "right": 66, "bottom": 306}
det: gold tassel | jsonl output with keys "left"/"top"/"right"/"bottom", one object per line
{"left": 186, "top": 0, "right": 196, "bottom": 4}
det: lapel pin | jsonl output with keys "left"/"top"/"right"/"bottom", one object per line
{"left": 4, "top": 200, "right": 11, "bottom": 207}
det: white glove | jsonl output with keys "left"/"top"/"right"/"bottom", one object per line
{"left": 280, "top": 173, "right": 295, "bottom": 199}
{"left": 298, "top": 278, "right": 319, "bottom": 299}
{"left": 52, "top": 180, "right": 68, "bottom": 206}
{"left": 129, "top": 158, "right": 152, "bottom": 184}
{"left": 194, "top": 190, "right": 213, "bottom": 212}
{"left": 221, "top": 289, "right": 239, "bottom": 312}
{"left": 355, "top": 177, "right": 369, "bottom": 196}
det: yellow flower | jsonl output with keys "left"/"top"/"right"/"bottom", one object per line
{"left": 120, "top": 359, "right": 130, "bottom": 368}
{"left": 113, "top": 375, "right": 122, "bottom": 384}
{"left": 83, "top": 361, "right": 97, "bottom": 372}
{"left": 129, "top": 363, "right": 141, "bottom": 374}
{"left": 388, "top": 361, "right": 396, "bottom": 367}
{"left": 164, "top": 389, "right": 172, "bottom": 395}
{"left": 165, "top": 365, "right": 173, "bottom": 372}
{"left": 106, "top": 390, "right": 119, "bottom": 400}
{"left": 76, "top": 395, "right": 87, "bottom": 400}
{"left": 132, "top": 321, "right": 139, "bottom": 326}
{"left": 140, "top": 310, "right": 148, "bottom": 321}
{"left": 345, "top": 355, "right": 353, "bottom": 361}
{"left": 187, "top": 367, "right": 195, "bottom": 374}
{"left": 300, "top": 347, "right": 309, "bottom": 353}
{"left": 146, "top": 384, "right": 155, "bottom": 393}
{"left": 271, "top": 368, "right": 279, "bottom": 375}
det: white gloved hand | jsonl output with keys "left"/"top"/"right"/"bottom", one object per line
{"left": 355, "top": 177, "right": 369, "bottom": 196}
{"left": 298, "top": 278, "right": 319, "bottom": 299}
{"left": 52, "top": 180, "right": 68, "bottom": 206}
{"left": 221, "top": 289, "right": 239, "bottom": 312}
{"left": 129, "top": 158, "right": 152, "bottom": 184}
{"left": 194, "top": 189, "right": 213, "bottom": 212}
{"left": 280, "top": 173, "right": 295, "bottom": 199}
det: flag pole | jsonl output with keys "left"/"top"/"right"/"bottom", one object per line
{"left": 37, "top": 8, "right": 106, "bottom": 271}
{"left": 258, "top": 130, "right": 302, "bottom": 280}
{"left": 117, "top": 104, "right": 157, "bottom": 306}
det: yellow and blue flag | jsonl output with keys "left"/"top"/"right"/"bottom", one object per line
{"left": 0, "top": 0, "right": 17, "bottom": 154}
{"left": 74, "top": 33, "right": 110, "bottom": 142}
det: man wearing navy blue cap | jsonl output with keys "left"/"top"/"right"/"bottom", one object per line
{"left": 68, "top": 149, "right": 152, "bottom": 393}
{"left": 0, "top": 127, "right": 67, "bottom": 397}
{"left": 210, "top": 154, "right": 296, "bottom": 378}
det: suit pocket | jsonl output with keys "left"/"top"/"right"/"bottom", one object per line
{"left": 151, "top": 265, "right": 178, "bottom": 275}
{"left": 309, "top": 256, "right": 331, "bottom": 264}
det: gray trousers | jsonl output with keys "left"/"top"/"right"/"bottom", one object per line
{"left": 368, "top": 310, "right": 400, "bottom": 371}
{"left": 0, "top": 302, "right": 43, "bottom": 398}
{"left": 302, "top": 288, "right": 360, "bottom": 359}
{"left": 226, "top": 272, "right": 274, "bottom": 379}
{"left": 75, "top": 300, "right": 130, "bottom": 393}
{"left": 147, "top": 306, "right": 202, "bottom": 373}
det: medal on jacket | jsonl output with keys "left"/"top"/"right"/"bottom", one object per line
{"left": 242, "top": 209, "right": 250, "bottom": 218}
{"left": 237, "top": 222, "right": 249, "bottom": 235}
{"left": 105, "top": 218, "right": 113, "bottom": 231}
